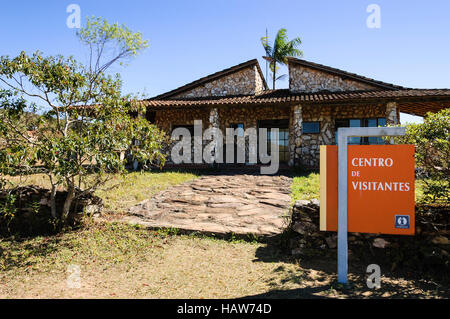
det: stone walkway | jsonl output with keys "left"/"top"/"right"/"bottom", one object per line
{"left": 124, "top": 174, "right": 293, "bottom": 236}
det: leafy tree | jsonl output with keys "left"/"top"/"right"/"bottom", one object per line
{"left": 392, "top": 108, "right": 449, "bottom": 205}
{"left": 0, "top": 17, "right": 167, "bottom": 220}
{"left": 261, "top": 28, "right": 303, "bottom": 89}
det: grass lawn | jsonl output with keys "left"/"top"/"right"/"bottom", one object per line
{"left": 1, "top": 169, "right": 447, "bottom": 298}
{"left": 291, "top": 172, "right": 320, "bottom": 202}
{"left": 4, "top": 170, "right": 199, "bottom": 213}
{"left": 1, "top": 221, "right": 446, "bottom": 299}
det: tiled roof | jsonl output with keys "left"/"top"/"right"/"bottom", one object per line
{"left": 286, "top": 57, "right": 406, "bottom": 90}
{"left": 143, "top": 89, "right": 450, "bottom": 117}
{"left": 153, "top": 59, "right": 268, "bottom": 99}
{"left": 145, "top": 88, "right": 450, "bottom": 106}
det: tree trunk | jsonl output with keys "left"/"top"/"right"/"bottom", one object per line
{"left": 50, "top": 184, "right": 57, "bottom": 219}
{"left": 272, "top": 62, "right": 276, "bottom": 90}
{"left": 62, "top": 183, "right": 75, "bottom": 221}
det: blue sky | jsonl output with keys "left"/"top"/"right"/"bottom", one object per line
{"left": 1, "top": 0, "right": 449, "bottom": 122}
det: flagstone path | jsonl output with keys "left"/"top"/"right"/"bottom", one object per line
{"left": 123, "top": 174, "right": 293, "bottom": 236}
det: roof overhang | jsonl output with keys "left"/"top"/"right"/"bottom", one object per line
{"left": 143, "top": 89, "right": 450, "bottom": 117}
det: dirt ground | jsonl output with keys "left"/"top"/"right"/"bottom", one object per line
{"left": 0, "top": 221, "right": 448, "bottom": 299}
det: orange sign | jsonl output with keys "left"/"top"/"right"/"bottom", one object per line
{"left": 320, "top": 145, "right": 415, "bottom": 235}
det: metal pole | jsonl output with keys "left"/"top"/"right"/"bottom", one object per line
{"left": 336, "top": 127, "right": 406, "bottom": 284}
{"left": 337, "top": 128, "right": 348, "bottom": 284}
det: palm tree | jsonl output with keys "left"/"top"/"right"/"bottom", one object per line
{"left": 261, "top": 28, "right": 303, "bottom": 89}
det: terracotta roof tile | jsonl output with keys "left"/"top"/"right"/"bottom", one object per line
{"left": 143, "top": 89, "right": 450, "bottom": 117}
{"left": 146, "top": 89, "right": 450, "bottom": 105}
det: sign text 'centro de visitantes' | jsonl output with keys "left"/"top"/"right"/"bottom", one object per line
{"left": 320, "top": 145, "right": 415, "bottom": 235}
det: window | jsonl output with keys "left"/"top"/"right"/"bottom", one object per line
{"left": 335, "top": 118, "right": 387, "bottom": 145}
{"left": 302, "top": 122, "right": 320, "bottom": 134}
{"left": 230, "top": 123, "right": 244, "bottom": 137}
{"left": 365, "top": 118, "right": 386, "bottom": 144}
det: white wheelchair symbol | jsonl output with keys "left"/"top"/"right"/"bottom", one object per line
{"left": 395, "top": 215, "right": 409, "bottom": 228}
{"left": 397, "top": 217, "right": 407, "bottom": 225}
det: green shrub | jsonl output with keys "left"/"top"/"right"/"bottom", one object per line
{"left": 393, "top": 109, "right": 449, "bottom": 205}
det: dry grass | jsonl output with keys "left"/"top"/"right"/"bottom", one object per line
{"left": 0, "top": 221, "right": 447, "bottom": 299}
{"left": 1, "top": 171, "right": 447, "bottom": 299}
{"left": 95, "top": 171, "right": 199, "bottom": 213}
{"left": 4, "top": 170, "right": 199, "bottom": 213}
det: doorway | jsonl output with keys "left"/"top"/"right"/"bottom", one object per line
{"left": 258, "top": 119, "right": 290, "bottom": 163}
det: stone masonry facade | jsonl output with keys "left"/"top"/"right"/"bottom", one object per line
{"left": 170, "top": 66, "right": 264, "bottom": 98}
{"left": 153, "top": 102, "right": 398, "bottom": 168}
{"left": 154, "top": 105, "right": 293, "bottom": 165}
{"left": 150, "top": 60, "right": 401, "bottom": 169}
{"left": 291, "top": 103, "right": 398, "bottom": 167}
{"left": 289, "top": 63, "right": 377, "bottom": 93}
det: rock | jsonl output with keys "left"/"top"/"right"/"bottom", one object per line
{"left": 309, "top": 198, "right": 320, "bottom": 208}
{"left": 85, "top": 204, "right": 102, "bottom": 215}
{"left": 39, "top": 197, "right": 50, "bottom": 206}
{"left": 292, "top": 222, "right": 307, "bottom": 235}
{"left": 326, "top": 235, "right": 337, "bottom": 249}
{"left": 432, "top": 236, "right": 449, "bottom": 245}
{"left": 260, "top": 199, "right": 289, "bottom": 208}
{"left": 373, "top": 238, "right": 390, "bottom": 248}
{"left": 291, "top": 247, "right": 303, "bottom": 256}
{"left": 294, "top": 200, "right": 310, "bottom": 208}
{"left": 209, "top": 202, "right": 244, "bottom": 208}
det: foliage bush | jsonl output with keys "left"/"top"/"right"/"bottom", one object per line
{"left": 0, "top": 17, "right": 168, "bottom": 223}
{"left": 393, "top": 108, "right": 449, "bottom": 205}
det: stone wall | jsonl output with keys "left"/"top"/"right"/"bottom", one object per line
{"left": 254, "top": 66, "right": 265, "bottom": 94}
{"left": 289, "top": 64, "right": 379, "bottom": 93}
{"left": 154, "top": 108, "right": 209, "bottom": 164}
{"left": 290, "top": 105, "right": 302, "bottom": 166}
{"left": 217, "top": 105, "right": 291, "bottom": 133}
{"left": 292, "top": 103, "right": 389, "bottom": 168}
{"left": 171, "top": 66, "right": 265, "bottom": 99}
{"left": 155, "top": 108, "right": 210, "bottom": 132}
{"left": 290, "top": 199, "right": 449, "bottom": 281}
{"left": 386, "top": 102, "right": 399, "bottom": 125}
{"left": 154, "top": 105, "right": 292, "bottom": 165}
{"left": 153, "top": 102, "right": 397, "bottom": 168}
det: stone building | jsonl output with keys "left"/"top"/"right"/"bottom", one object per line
{"left": 142, "top": 58, "right": 450, "bottom": 168}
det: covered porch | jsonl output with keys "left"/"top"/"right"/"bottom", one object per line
{"left": 144, "top": 88, "right": 450, "bottom": 169}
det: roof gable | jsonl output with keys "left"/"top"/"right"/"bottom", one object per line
{"left": 153, "top": 59, "right": 268, "bottom": 99}
{"left": 287, "top": 57, "right": 405, "bottom": 93}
